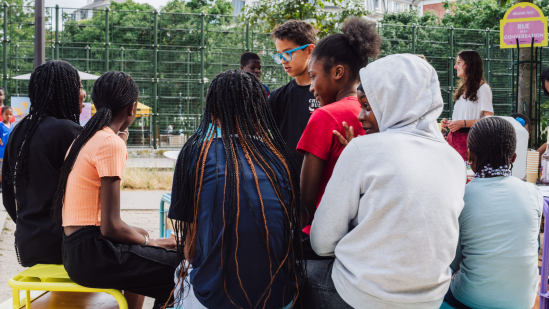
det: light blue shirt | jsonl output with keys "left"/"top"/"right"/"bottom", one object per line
{"left": 450, "top": 176, "right": 542, "bottom": 309}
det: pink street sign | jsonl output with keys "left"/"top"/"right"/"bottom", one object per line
{"left": 500, "top": 3, "right": 548, "bottom": 49}
{"left": 506, "top": 5, "right": 541, "bottom": 19}
{"left": 502, "top": 20, "right": 546, "bottom": 45}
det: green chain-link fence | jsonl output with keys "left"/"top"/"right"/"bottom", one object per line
{"left": 0, "top": 5, "right": 538, "bottom": 148}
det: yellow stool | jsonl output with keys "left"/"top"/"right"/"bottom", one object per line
{"left": 8, "top": 264, "right": 128, "bottom": 309}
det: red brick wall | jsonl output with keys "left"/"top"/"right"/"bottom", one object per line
{"left": 424, "top": 3, "right": 446, "bottom": 18}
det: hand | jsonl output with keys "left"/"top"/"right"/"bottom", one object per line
{"left": 447, "top": 120, "right": 464, "bottom": 132}
{"left": 132, "top": 226, "right": 149, "bottom": 237}
{"left": 149, "top": 237, "right": 177, "bottom": 250}
{"left": 441, "top": 118, "right": 449, "bottom": 128}
{"left": 333, "top": 121, "right": 355, "bottom": 147}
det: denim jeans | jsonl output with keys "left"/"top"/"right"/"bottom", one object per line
{"left": 444, "top": 287, "right": 473, "bottom": 309}
{"left": 301, "top": 259, "right": 354, "bottom": 309}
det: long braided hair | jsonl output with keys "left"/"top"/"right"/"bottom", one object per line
{"left": 170, "top": 69, "right": 303, "bottom": 309}
{"left": 467, "top": 117, "right": 516, "bottom": 175}
{"left": 453, "top": 50, "right": 486, "bottom": 102}
{"left": 6, "top": 61, "right": 81, "bottom": 186}
{"left": 52, "top": 71, "right": 138, "bottom": 224}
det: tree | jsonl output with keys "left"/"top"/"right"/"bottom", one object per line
{"left": 160, "top": 0, "right": 233, "bottom": 15}
{"left": 239, "top": 0, "right": 370, "bottom": 38}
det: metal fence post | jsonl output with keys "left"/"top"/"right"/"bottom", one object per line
{"left": 448, "top": 26, "right": 454, "bottom": 115}
{"left": 85, "top": 45, "right": 90, "bottom": 96}
{"left": 3, "top": 2, "right": 8, "bottom": 94}
{"left": 411, "top": 23, "right": 416, "bottom": 54}
{"left": 55, "top": 5, "right": 59, "bottom": 60}
{"left": 200, "top": 12, "right": 205, "bottom": 112}
{"left": 105, "top": 7, "right": 109, "bottom": 72}
{"left": 152, "top": 10, "right": 158, "bottom": 149}
{"left": 246, "top": 23, "right": 250, "bottom": 52}
{"left": 120, "top": 46, "right": 124, "bottom": 71}
{"left": 485, "top": 28, "right": 491, "bottom": 86}
{"left": 14, "top": 44, "right": 17, "bottom": 95}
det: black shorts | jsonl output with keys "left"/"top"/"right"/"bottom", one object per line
{"left": 62, "top": 226, "right": 179, "bottom": 309}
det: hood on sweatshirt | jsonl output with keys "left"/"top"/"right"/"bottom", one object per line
{"left": 359, "top": 54, "right": 445, "bottom": 142}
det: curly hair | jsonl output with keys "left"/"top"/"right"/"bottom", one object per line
{"left": 271, "top": 20, "right": 317, "bottom": 46}
{"left": 311, "top": 18, "right": 381, "bottom": 81}
{"left": 453, "top": 50, "right": 486, "bottom": 102}
{"left": 468, "top": 117, "right": 516, "bottom": 174}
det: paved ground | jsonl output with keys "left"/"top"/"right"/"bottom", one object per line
{"left": 0, "top": 190, "right": 172, "bottom": 308}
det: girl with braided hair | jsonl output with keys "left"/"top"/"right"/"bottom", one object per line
{"left": 444, "top": 117, "right": 542, "bottom": 309}
{"left": 2, "top": 61, "right": 84, "bottom": 267}
{"left": 54, "top": 71, "right": 179, "bottom": 309}
{"left": 441, "top": 50, "right": 494, "bottom": 161}
{"left": 168, "top": 69, "right": 302, "bottom": 309}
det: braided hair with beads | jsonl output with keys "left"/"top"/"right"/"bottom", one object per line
{"left": 467, "top": 117, "right": 516, "bottom": 178}
{"left": 169, "top": 69, "right": 303, "bottom": 309}
{"left": 51, "top": 71, "right": 138, "bottom": 224}
{"left": 6, "top": 61, "right": 81, "bottom": 187}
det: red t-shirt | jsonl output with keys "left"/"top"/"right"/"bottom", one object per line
{"left": 297, "top": 96, "right": 364, "bottom": 234}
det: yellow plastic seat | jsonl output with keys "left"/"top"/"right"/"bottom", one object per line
{"left": 8, "top": 264, "right": 128, "bottom": 309}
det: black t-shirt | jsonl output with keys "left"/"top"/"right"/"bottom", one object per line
{"left": 2, "top": 116, "right": 81, "bottom": 267}
{"left": 269, "top": 79, "right": 320, "bottom": 174}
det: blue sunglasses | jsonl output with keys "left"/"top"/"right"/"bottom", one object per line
{"left": 272, "top": 45, "right": 310, "bottom": 64}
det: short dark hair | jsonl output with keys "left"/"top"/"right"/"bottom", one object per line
{"left": 1, "top": 106, "right": 11, "bottom": 114}
{"left": 508, "top": 113, "right": 531, "bottom": 130}
{"left": 0, "top": 86, "right": 5, "bottom": 93}
{"left": 468, "top": 117, "right": 516, "bottom": 174}
{"left": 541, "top": 66, "right": 549, "bottom": 96}
{"left": 240, "top": 52, "right": 261, "bottom": 67}
{"left": 271, "top": 20, "right": 317, "bottom": 46}
{"left": 312, "top": 18, "right": 381, "bottom": 81}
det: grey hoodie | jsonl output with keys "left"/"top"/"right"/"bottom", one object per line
{"left": 310, "top": 54, "right": 466, "bottom": 308}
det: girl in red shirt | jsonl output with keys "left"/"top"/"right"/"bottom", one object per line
{"left": 297, "top": 18, "right": 381, "bottom": 234}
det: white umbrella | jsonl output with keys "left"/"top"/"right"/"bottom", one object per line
{"left": 12, "top": 71, "right": 100, "bottom": 80}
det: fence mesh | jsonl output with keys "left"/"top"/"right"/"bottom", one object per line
{"left": 0, "top": 6, "right": 536, "bottom": 147}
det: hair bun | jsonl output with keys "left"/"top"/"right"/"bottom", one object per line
{"left": 342, "top": 18, "right": 381, "bottom": 64}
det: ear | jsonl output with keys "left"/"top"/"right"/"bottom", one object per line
{"left": 511, "top": 152, "right": 517, "bottom": 164}
{"left": 127, "top": 102, "right": 137, "bottom": 116}
{"left": 334, "top": 65, "right": 345, "bottom": 81}
{"left": 306, "top": 44, "right": 315, "bottom": 59}
{"left": 240, "top": 65, "right": 244, "bottom": 70}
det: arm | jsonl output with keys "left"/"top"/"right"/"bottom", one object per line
{"left": 100, "top": 177, "right": 151, "bottom": 245}
{"left": 310, "top": 142, "right": 363, "bottom": 256}
{"left": 300, "top": 152, "right": 326, "bottom": 228}
{"left": 448, "top": 111, "right": 494, "bottom": 132}
{"left": 100, "top": 177, "right": 176, "bottom": 249}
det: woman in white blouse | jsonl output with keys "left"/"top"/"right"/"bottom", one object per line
{"left": 442, "top": 50, "right": 494, "bottom": 161}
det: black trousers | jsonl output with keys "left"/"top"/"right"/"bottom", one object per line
{"left": 62, "top": 226, "right": 179, "bottom": 309}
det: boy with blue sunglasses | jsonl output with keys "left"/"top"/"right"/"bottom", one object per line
{"left": 269, "top": 20, "right": 319, "bottom": 175}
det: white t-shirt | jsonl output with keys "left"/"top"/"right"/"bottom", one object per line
{"left": 451, "top": 84, "right": 493, "bottom": 120}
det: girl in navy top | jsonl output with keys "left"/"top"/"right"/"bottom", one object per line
{"left": 169, "top": 69, "right": 303, "bottom": 309}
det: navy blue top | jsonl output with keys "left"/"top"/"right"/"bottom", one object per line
{"left": 169, "top": 138, "right": 295, "bottom": 309}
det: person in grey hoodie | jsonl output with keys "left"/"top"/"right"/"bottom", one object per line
{"left": 306, "top": 54, "right": 466, "bottom": 309}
